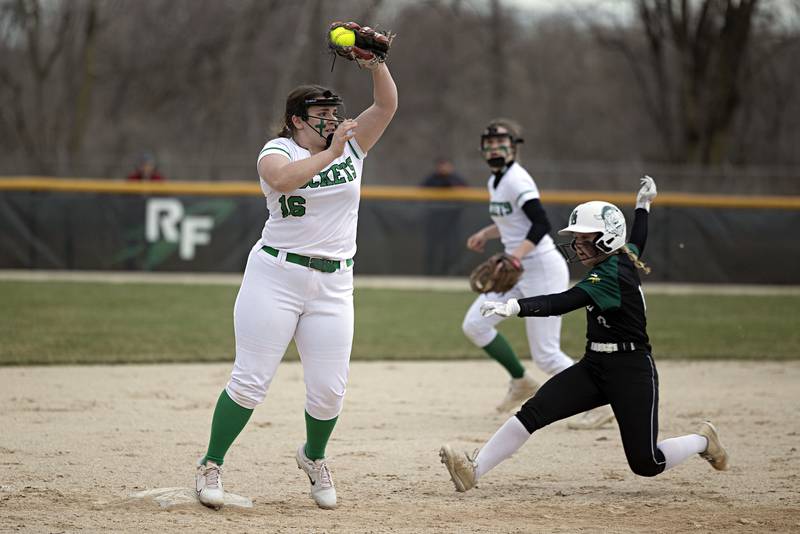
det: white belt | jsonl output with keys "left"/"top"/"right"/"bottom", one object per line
{"left": 590, "top": 342, "right": 638, "bottom": 353}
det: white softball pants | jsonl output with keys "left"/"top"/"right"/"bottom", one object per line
{"left": 225, "top": 243, "right": 354, "bottom": 420}
{"left": 462, "top": 247, "right": 574, "bottom": 375}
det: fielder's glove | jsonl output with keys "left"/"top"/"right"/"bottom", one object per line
{"left": 636, "top": 175, "right": 657, "bottom": 211}
{"left": 469, "top": 253, "right": 523, "bottom": 294}
{"left": 328, "top": 21, "right": 395, "bottom": 70}
{"left": 480, "top": 298, "right": 521, "bottom": 318}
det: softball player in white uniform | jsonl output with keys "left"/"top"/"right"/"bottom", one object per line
{"left": 195, "top": 63, "right": 397, "bottom": 511}
{"left": 463, "top": 119, "right": 614, "bottom": 429}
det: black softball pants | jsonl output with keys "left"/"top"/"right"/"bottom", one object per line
{"left": 515, "top": 351, "right": 667, "bottom": 477}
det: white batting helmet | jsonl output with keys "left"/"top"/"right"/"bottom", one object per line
{"left": 558, "top": 201, "right": 627, "bottom": 254}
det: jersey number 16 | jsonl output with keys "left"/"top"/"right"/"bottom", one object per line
{"left": 279, "top": 195, "right": 306, "bottom": 218}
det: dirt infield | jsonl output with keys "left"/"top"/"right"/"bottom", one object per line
{"left": 2, "top": 360, "right": 799, "bottom": 533}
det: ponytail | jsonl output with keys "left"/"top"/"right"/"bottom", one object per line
{"left": 276, "top": 122, "right": 292, "bottom": 138}
{"left": 620, "top": 244, "right": 651, "bottom": 274}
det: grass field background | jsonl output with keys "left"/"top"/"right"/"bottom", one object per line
{"left": 1, "top": 280, "right": 798, "bottom": 365}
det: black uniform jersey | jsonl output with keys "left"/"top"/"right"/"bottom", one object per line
{"left": 516, "top": 208, "right": 651, "bottom": 353}
{"left": 574, "top": 243, "right": 650, "bottom": 352}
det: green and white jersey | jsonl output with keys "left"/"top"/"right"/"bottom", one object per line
{"left": 574, "top": 243, "right": 651, "bottom": 350}
{"left": 487, "top": 162, "right": 555, "bottom": 258}
{"left": 257, "top": 136, "right": 366, "bottom": 259}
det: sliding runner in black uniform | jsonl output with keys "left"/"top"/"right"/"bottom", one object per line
{"left": 439, "top": 176, "right": 729, "bottom": 492}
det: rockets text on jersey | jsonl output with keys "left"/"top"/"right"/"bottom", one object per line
{"left": 487, "top": 162, "right": 555, "bottom": 258}
{"left": 257, "top": 137, "right": 366, "bottom": 260}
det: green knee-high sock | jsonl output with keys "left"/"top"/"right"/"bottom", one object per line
{"left": 483, "top": 333, "right": 526, "bottom": 379}
{"left": 304, "top": 411, "right": 338, "bottom": 460}
{"left": 203, "top": 389, "right": 253, "bottom": 466}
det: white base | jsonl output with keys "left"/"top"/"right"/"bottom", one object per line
{"left": 128, "top": 487, "right": 253, "bottom": 509}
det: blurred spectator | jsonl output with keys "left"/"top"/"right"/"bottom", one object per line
{"left": 420, "top": 158, "right": 467, "bottom": 188}
{"left": 127, "top": 152, "right": 166, "bottom": 181}
{"left": 420, "top": 158, "right": 467, "bottom": 276}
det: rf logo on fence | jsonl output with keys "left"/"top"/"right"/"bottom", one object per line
{"left": 145, "top": 198, "right": 214, "bottom": 260}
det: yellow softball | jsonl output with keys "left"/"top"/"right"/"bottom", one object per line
{"left": 330, "top": 26, "right": 356, "bottom": 47}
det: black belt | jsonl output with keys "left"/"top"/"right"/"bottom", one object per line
{"left": 261, "top": 245, "right": 353, "bottom": 273}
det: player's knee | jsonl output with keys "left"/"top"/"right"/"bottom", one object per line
{"left": 461, "top": 316, "right": 478, "bottom": 338}
{"left": 225, "top": 379, "right": 265, "bottom": 410}
{"left": 627, "top": 455, "right": 664, "bottom": 477}
{"left": 462, "top": 316, "right": 493, "bottom": 346}
{"left": 306, "top": 384, "right": 346, "bottom": 420}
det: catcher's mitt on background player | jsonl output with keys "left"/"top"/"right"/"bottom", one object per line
{"left": 328, "top": 21, "right": 395, "bottom": 70}
{"left": 469, "top": 253, "right": 523, "bottom": 294}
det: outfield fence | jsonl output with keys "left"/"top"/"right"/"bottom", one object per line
{"left": 1, "top": 177, "right": 798, "bottom": 283}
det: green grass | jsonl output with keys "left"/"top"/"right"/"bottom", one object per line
{"left": 1, "top": 281, "right": 798, "bottom": 365}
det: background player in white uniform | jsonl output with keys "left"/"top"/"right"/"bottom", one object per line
{"left": 462, "top": 119, "right": 614, "bottom": 428}
{"left": 195, "top": 61, "right": 397, "bottom": 510}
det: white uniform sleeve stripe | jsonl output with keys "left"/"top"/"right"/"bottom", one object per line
{"left": 259, "top": 146, "right": 292, "bottom": 159}
{"left": 347, "top": 140, "right": 361, "bottom": 160}
{"left": 515, "top": 190, "right": 539, "bottom": 207}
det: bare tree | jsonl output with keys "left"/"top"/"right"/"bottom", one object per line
{"left": 0, "top": 0, "right": 797, "bottom": 186}
{"left": 589, "top": 0, "right": 767, "bottom": 165}
{"left": 489, "top": 0, "right": 507, "bottom": 115}
{"left": 1, "top": 0, "right": 71, "bottom": 172}
{"left": 65, "top": 0, "right": 100, "bottom": 157}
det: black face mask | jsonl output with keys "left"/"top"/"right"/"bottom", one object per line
{"left": 486, "top": 156, "right": 507, "bottom": 169}
{"left": 303, "top": 116, "right": 340, "bottom": 149}
{"left": 294, "top": 89, "right": 344, "bottom": 149}
{"left": 557, "top": 237, "right": 605, "bottom": 264}
{"left": 480, "top": 126, "right": 523, "bottom": 171}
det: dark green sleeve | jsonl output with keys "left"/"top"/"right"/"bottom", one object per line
{"left": 626, "top": 243, "right": 640, "bottom": 256}
{"left": 575, "top": 259, "right": 621, "bottom": 311}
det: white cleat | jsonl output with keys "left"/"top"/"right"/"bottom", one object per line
{"left": 296, "top": 444, "right": 337, "bottom": 510}
{"left": 496, "top": 372, "right": 540, "bottom": 413}
{"left": 196, "top": 458, "right": 224, "bottom": 509}
{"left": 697, "top": 421, "right": 730, "bottom": 471}
{"left": 567, "top": 405, "right": 616, "bottom": 430}
{"left": 439, "top": 444, "right": 478, "bottom": 492}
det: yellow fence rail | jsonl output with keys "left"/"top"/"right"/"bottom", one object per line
{"left": 1, "top": 176, "right": 799, "bottom": 209}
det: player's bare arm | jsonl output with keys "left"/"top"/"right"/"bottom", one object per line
{"left": 466, "top": 224, "right": 500, "bottom": 252}
{"left": 258, "top": 119, "right": 358, "bottom": 193}
{"left": 509, "top": 239, "right": 535, "bottom": 260}
{"left": 353, "top": 64, "right": 398, "bottom": 153}
{"left": 512, "top": 197, "right": 553, "bottom": 259}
